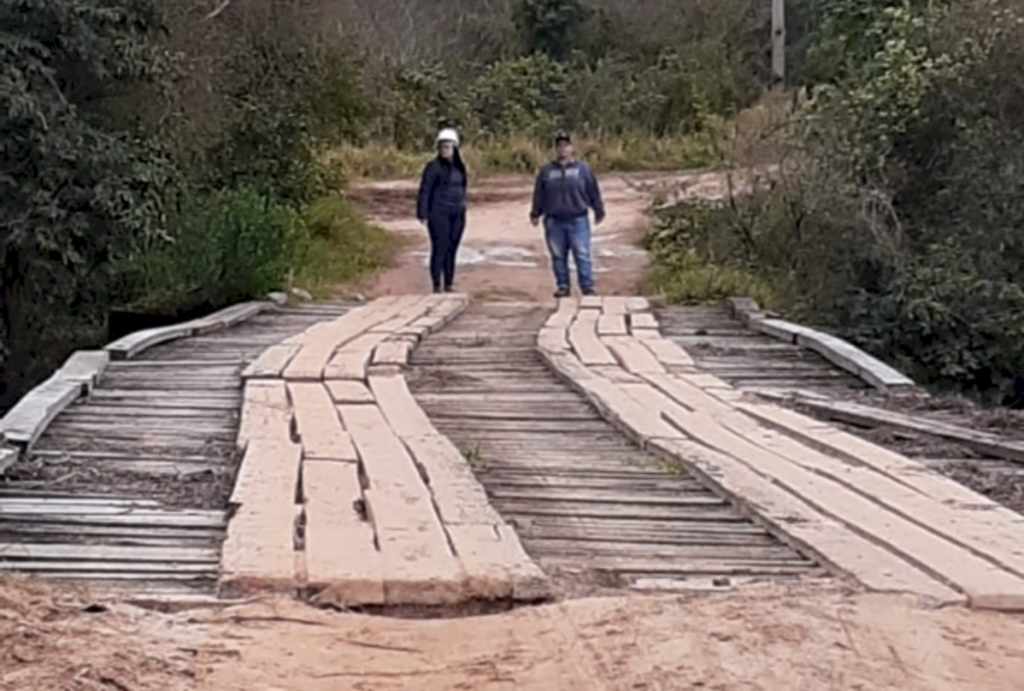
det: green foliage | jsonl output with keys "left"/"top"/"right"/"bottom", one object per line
{"left": 468, "top": 54, "right": 568, "bottom": 138}
{"left": 650, "top": 0, "right": 1024, "bottom": 404}
{"left": 114, "top": 186, "right": 301, "bottom": 311}
{"left": 292, "top": 195, "right": 392, "bottom": 298}
{"left": 0, "top": 0, "right": 174, "bottom": 405}
{"left": 514, "top": 0, "right": 591, "bottom": 61}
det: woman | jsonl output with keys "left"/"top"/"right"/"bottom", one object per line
{"left": 416, "top": 128, "right": 467, "bottom": 293}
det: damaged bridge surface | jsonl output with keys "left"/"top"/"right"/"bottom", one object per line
{"left": 1, "top": 294, "right": 1023, "bottom": 615}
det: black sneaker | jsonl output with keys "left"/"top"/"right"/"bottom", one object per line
{"left": 443, "top": 285, "right": 454, "bottom": 293}
{"left": 432, "top": 285, "right": 442, "bottom": 294}
{"left": 582, "top": 287, "right": 596, "bottom": 296}
{"left": 554, "top": 287, "right": 570, "bottom": 298}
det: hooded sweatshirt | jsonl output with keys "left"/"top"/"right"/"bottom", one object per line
{"left": 530, "top": 158, "right": 605, "bottom": 222}
{"left": 417, "top": 151, "right": 468, "bottom": 220}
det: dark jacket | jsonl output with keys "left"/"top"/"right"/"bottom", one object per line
{"left": 530, "top": 159, "right": 605, "bottom": 222}
{"left": 417, "top": 151, "right": 468, "bottom": 220}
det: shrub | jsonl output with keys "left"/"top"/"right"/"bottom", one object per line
{"left": 115, "top": 186, "right": 301, "bottom": 311}
{"left": 291, "top": 195, "right": 392, "bottom": 297}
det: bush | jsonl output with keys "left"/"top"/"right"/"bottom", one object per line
{"left": 115, "top": 186, "right": 302, "bottom": 311}
{"left": 291, "top": 195, "right": 392, "bottom": 297}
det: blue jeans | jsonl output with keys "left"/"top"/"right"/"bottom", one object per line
{"left": 544, "top": 215, "right": 593, "bottom": 291}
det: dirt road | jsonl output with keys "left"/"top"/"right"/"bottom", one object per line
{"left": 6, "top": 578, "right": 1024, "bottom": 690}
{"left": 347, "top": 172, "right": 732, "bottom": 302}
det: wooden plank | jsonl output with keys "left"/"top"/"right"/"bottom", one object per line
{"left": 0, "top": 446, "right": 18, "bottom": 472}
{"left": 363, "top": 486, "right": 464, "bottom": 605}
{"left": 580, "top": 295, "right": 602, "bottom": 309}
{"left": 598, "top": 314, "right": 628, "bottom": 336}
{"left": 0, "top": 561, "right": 216, "bottom": 575}
{"left": 537, "top": 326, "right": 570, "bottom": 353}
{"left": 544, "top": 297, "right": 579, "bottom": 330}
{"left": 795, "top": 330, "right": 915, "bottom": 389}
{"left": 324, "top": 380, "right": 375, "bottom": 404}
{"left": 242, "top": 344, "right": 301, "bottom": 379}
{"left": 237, "top": 380, "right": 291, "bottom": 449}
{"left": 58, "top": 350, "right": 109, "bottom": 391}
{"left": 629, "top": 313, "right": 659, "bottom": 331}
{"left": 284, "top": 299, "right": 402, "bottom": 379}
{"left": 220, "top": 500, "right": 298, "bottom": 593}
{"left": 303, "top": 460, "right": 384, "bottom": 604}
{"left": 1, "top": 375, "right": 83, "bottom": 448}
{"left": 765, "top": 394, "right": 1024, "bottom": 465}
{"left": 734, "top": 401, "right": 1007, "bottom": 503}
{"left": 603, "top": 336, "right": 667, "bottom": 374}
{"left": 568, "top": 309, "right": 616, "bottom": 366}
{"left": 0, "top": 510, "right": 225, "bottom": 528}
{"left": 336, "top": 404, "right": 426, "bottom": 491}
{"left": 369, "top": 375, "right": 437, "bottom": 439}
{"left": 602, "top": 297, "right": 628, "bottom": 316}
{"left": 189, "top": 302, "right": 268, "bottom": 335}
{"left": 323, "top": 332, "right": 388, "bottom": 380}
{"left": 287, "top": 382, "right": 357, "bottom": 462}
{"left": 638, "top": 337, "right": 695, "bottom": 369}
{"left": 646, "top": 438, "right": 962, "bottom": 603}
{"left": 661, "top": 407, "right": 1024, "bottom": 610}
{"left": 625, "top": 297, "right": 650, "bottom": 313}
{"left": 105, "top": 324, "right": 195, "bottom": 361}
{"left": 229, "top": 437, "right": 302, "bottom": 508}
{"left": 400, "top": 433, "right": 505, "bottom": 526}
{"left": 711, "top": 408, "right": 1024, "bottom": 582}
{"left": 372, "top": 339, "right": 414, "bottom": 366}
{"left": 368, "top": 295, "right": 432, "bottom": 333}
{"left": 0, "top": 543, "right": 218, "bottom": 563}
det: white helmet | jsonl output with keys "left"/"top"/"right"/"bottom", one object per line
{"left": 436, "top": 128, "right": 459, "bottom": 146}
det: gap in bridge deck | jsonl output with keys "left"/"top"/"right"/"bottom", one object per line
{"left": 409, "top": 301, "right": 825, "bottom": 598}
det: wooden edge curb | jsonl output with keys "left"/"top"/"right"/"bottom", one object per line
{"left": 725, "top": 296, "right": 915, "bottom": 391}
{"left": 0, "top": 300, "right": 273, "bottom": 470}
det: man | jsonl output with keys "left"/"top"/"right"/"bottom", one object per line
{"left": 530, "top": 132, "right": 605, "bottom": 298}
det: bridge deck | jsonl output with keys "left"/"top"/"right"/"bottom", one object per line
{"left": 0, "top": 304, "right": 351, "bottom": 597}
{"left": 1, "top": 294, "right": 1022, "bottom": 611}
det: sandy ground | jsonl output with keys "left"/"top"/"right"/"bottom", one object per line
{"left": 346, "top": 171, "right": 734, "bottom": 303}
{"left": 6, "top": 578, "right": 1024, "bottom": 691}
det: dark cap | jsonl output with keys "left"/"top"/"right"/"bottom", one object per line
{"left": 554, "top": 131, "right": 572, "bottom": 144}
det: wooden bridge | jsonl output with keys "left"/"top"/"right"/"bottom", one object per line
{"left": 1, "top": 294, "right": 1023, "bottom": 610}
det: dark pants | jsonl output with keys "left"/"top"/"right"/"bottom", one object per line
{"left": 428, "top": 211, "right": 466, "bottom": 290}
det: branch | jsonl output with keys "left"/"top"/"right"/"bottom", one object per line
{"left": 205, "top": 0, "right": 232, "bottom": 20}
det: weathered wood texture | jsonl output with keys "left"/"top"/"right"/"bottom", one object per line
{"left": 410, "top": 302, "right": 818, "bottom": 592}
{"left": 220, "top": 294, "right": 551, "bottom": 605}
{"left": 0, "top": 303, "right": 350, "bottom": 596}
{"left": 539, "top": 297, "right": 1024, "bottom": 611}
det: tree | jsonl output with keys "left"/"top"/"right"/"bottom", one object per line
{"left": 513, "top": 0, "right": 590, "bottom": 61}
{"left": 0, "top": 0, "right": 171, "bottom": 405}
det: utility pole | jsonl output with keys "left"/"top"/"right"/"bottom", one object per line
{"left": 771, "top": 0, "right": 786, "bottom": 89}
